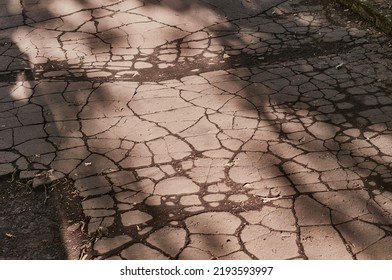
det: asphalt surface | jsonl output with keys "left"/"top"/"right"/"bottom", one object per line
{"left": 1, "top": 0, "right": 392, "bottom": 259}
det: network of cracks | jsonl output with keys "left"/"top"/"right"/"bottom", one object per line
{"left": 0, "top": 0, "right": 392, "bottom": 259}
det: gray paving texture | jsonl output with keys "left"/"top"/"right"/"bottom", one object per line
{"left": 1, "top": 0, "right": 392, "bottom": 259}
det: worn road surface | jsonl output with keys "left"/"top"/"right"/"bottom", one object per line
{"left": 1, "top": 0, "right": 392, "bottom": 259}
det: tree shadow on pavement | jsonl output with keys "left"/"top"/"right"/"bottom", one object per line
{"left": 1, "top": 0, "right": 392, "bottom": 260}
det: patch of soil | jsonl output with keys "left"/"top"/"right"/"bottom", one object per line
{"left": 0, "top": 176, "right": 85, "bottom": 259}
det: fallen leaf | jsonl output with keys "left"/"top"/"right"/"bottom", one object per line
{"left": 261, "top": 196, "right": 281, "bottom": 202}
{"left": 102, "top": 168, "right": 118, "bottom": 174}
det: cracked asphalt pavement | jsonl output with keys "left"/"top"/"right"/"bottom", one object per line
{"left": 1, "top": 0, "right": 392, "bottom": 260}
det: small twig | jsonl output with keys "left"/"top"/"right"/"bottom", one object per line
{"left": 43, "top": 184, "right": 49, "bottom": 205}
{"left": 7, "top": 169, "right": 17, "bottom": 183}
{"left": 25, "top": 180, "right": 34, "bottom": 192}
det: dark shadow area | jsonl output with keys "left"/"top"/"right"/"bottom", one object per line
{"left": 0, "top": 174, "right": 84, "bottom": 259}
{"left": 0, "top": 175, "right": 66, "bottom": 259}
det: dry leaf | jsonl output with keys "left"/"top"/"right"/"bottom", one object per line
{"left": 102, "top": 168, "right": 118, "bottom": 174}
